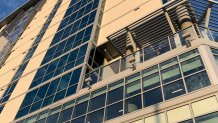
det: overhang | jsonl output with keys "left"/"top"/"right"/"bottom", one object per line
{"left": 102, "top": 0, "right": 218, "bottom": 56}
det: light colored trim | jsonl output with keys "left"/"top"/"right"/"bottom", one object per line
{"left": 12, "top": 38, "right": 218, "bottom": 123}
{"left": 198, "top": 45, "right": 218, "bottom": 85}
{"left": 127, "top": 30, "right": 137, "bottom": 51}
{"left": 164, "top": 11, "right": 176, "bottom": 34}
{"left": 205, "top": 4, "right": 212, "bottom": 28}
{"left": 106, "top": 85, "right": 218, "bottom": 123}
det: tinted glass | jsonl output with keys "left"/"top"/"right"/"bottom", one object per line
{"left": 181, "top": 56, "right": 204, "bottom": 76}
{"left": 143, "top": 72, "right": 160, "bottom": 90}
{"left": 185, "top": 71, "right": 210, "bottom": 92}
{"left": 86, "top": 109, "right": 104, "bottom": 123}
{"left": 46, "top": 113, "right": 59, "bottom": 123}
{"left": 58, "top": 108, "right": 73, "bottom": 123}
{"left": 179, "top": 119, "right": 193, "bottom": 123}
{"left": 143, "top": 88, "right": 163, "bottom": 107}
{"left": 126, "top": 80, "right": 141, "bottom": 97}
{"left": 125, "top": 95, "right": 142, "bottom": 114}
{"left": 88, "top": 94, "right": 106, "bottom": 112}
{"left": 106, "top": 102, "right": 123, "bottom": 120}
{"left": 195, "top": 112, "right": 218, "bottom": 123}
{"left": 35, "top": 118, "right": 46, "bottom": 123}
{"left": 161, "top": 65, "right": 181, "bottom": 84}
{"left": 71, "top": 116, "right": 85, "bottom": 123}
{"left": 107, "top": 87, "right": 123, "bottom": 104}
{"left": 73, "top": 101, "right": 88, "bottom": 118}
{"left": 163, "top": 80, "right": 186, "bottom": 100}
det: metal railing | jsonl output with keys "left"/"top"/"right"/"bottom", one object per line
{"left": 198, "top": 26, "right": 218, "bottom": 43}
{"left": 83, "top": 26, "right": 199, "bottom": 88}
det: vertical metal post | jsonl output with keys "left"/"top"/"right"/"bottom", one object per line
{"left": 164, "top": 11, "right": 176, "bottom": 34}
{"left": 168, "top": 36, "right": 172, "bottom": 50}
{"left": 127, "top": 30, "right": 137, "bottom": 51}
{"left": 164, "top": 9, "right": 181, "bottom": 47}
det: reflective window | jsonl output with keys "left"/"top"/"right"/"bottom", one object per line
{"left": 179, "top": 49, "right": 199, "bottom": 62}
{"left": 26, "top": 115, "right": 37, "bottom": 123}
{"left": 16, "top": 49, "right": 213, "bottom": 122}
{"left": 195, "top": 112, "right": 218, "bottom": 123}
{"left": 37, "top": 110, "right": 49, "bottom": 121}
{"left": 107, "top": 87, "right": 123, "bottom": 104}
{"left": 46, "top": 113, "right": 59, "bottom": 123}
{"left": 143, "top": 72, "right": 160, "bottom": 90}
{"left": 126, "top": 80, "right": 141, "bottom": 97}
{"left": 160, "top": 57, "right": 178, "bottom": 70}
{"left": 58, "top": 108, "right": 73, "bottom": 123}
{"left": 106, "top": 102, "right": 123, "bottom": 120}
{"left": 143, "top": 88, "right": 163, "bottom": 107}
{"left": 142, "top": 65, "right": 158, "bottom": 77}
{"left": 17, "top": 67, "right": 82, "bottom": 118}
{"left": 89, "top": 88, "right": 106, "bottom": 112}
{"left": 35, "top": 119, "right": 46, "bottom": 123}
{"left": 125, "top": 95, "right": 142, "bottom": 114}
{"left": 161, "top": 65, "right": 181, "bottom": 84}
{"left": 72, "top": 116, "right": 85, "bottom": 123}
{"left": 163, "top": 80, "right": 186, "bottom": 100}
{"left": 86, "top": 109, "right": 104, "bottom": 123}
{"left": 181, "top": 56, "right": 204, "bottom": 76}
{"left": 185, "top": 71, "right": 210, "bottom": 92}
{"left": 126, "top": 72, "right": 140, "bottom": 84}
{"left": 73, "top": 94, "right": 89, "bottom": 118}
{"left": 179, "top": 120, "right": 193, "bottom": 123}
{"left": 0, "top": 0, "right": 63, "bottom": 114}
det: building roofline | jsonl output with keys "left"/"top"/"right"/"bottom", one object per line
{"left": 0, "top": 0, "right": 39, "bottom": 28}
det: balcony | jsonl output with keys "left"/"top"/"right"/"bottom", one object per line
{"left": 83, "top": 0, "right": 218, "bottom": 88}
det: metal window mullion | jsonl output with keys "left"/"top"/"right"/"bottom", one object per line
{"left": 10, "top": 21, "right": 93, "bottom": 68}
{"left": 75, "top": 38, "right": 92, "bottom": 89}
{"left": 70, "top": 103, "right": 76, "bottom": 122}
{"left": 177, "top": 56, "right": 188, "bottom": 93}
{"left": 141, "top": 48, "right": 145, "bottom": 62}
{"left": 97, "top": 67, "right": 101, "bottom": 83}
{"left": 0, "top": 64, "right": 85, "bottom": 108}
{"left": 118, "top": 58, "right": 122, "bottom": 73}
{"left": 191, "top": 24, "right": 199, "bottom": 40}
{"left": 208, "top": 28, "right": 215, "bottom": 41}
{"left": 140, "top": 71, "right": 144, "bottom": 108}
{"left": 53, "top": 108, "right": 62, "bottom": 123}
{"left": 168, "top": 36, "right": 172, "bottom": 50}
{"left": 43, "top": 82, "right": 54, "bottom": 103}
{"left": 195, "top": 24, "right": 203, "bottom": 38}
{"left": 158, "top": 64, "right": 165, "bottom": 101}
{"left": 84, "top": 94, "right": 91, "bottom": 123}
{"left": 123, "top": 77, "right": 126, "bottom": 115}
{"left": 13, "top": 8, "right": 97, "bottom": 59}
{"left": 103, "top": 86, "right": 108, "bottom": 122}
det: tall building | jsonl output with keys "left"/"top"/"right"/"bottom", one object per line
{"left": 0, "top": 0, "right": 218, "bottom": 122}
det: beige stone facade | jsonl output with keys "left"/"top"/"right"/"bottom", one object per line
{"left": 0, "top": 0, "right": 218, "bottom": 123}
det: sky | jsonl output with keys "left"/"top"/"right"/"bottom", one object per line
{"left": 0, "top": 0, "right": 27, "bottom": 21}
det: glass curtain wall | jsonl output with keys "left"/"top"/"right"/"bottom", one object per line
{"left": 15, "top": 0, "right": 102, "bottom": 119}
{"left": 15, "top": 49, "right": 212, "bottom": 123}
